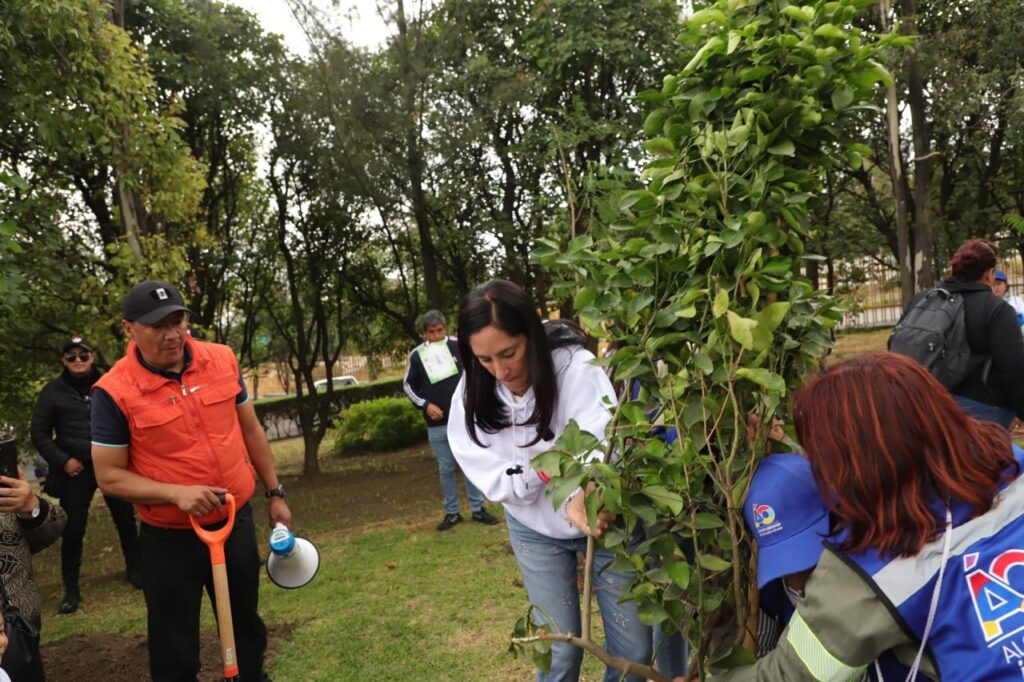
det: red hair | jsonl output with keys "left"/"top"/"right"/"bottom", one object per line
{"left": 793, "top": 353, "right": 1016, "bottom": 556}
{"left": 950, "top": 238, "right": 998, "bottom": 281}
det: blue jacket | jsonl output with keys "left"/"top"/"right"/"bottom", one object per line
{"left": 843, "top": 445, "right": 1024, "bottom": 680}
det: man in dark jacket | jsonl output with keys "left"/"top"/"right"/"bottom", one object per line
{"left": 902, "top": 239, "right": 1024, "bottom": 427}
{"left": 30, "top": 337, "right": 141, "bottom": 613}
{"left": 403, "top": 311, "right": 498, "bottom": 531}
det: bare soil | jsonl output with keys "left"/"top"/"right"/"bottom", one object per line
{"left": 38, "top": 444, "right": 446, "bottom": 681}
{"left": 42, "top": 624, "right": 292, "bottom": 682}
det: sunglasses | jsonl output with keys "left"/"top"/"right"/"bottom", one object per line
{"left": 64, "top": 352, "right": 91, "bottom": 362}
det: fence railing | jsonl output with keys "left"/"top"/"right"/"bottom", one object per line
{"left": 833, "top": 255, "right": 1024, "bottom": 330}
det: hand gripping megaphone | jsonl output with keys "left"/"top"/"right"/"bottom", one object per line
{"left": 266, "top": 523, "right": 320, "bottom": 589}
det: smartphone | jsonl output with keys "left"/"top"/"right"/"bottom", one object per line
{"left": 0, "top": 440, "right": 18, "bottom": 480}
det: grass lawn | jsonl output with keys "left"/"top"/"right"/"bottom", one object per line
{"left": 829, "top": 327, "right": 890, "bottom": 363}
{"left": 36, "top": 438, "right": 607, "bottom": 681}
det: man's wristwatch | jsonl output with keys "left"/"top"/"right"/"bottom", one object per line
{"left": 265, "top": 485, "right": 286, "bottom": 500}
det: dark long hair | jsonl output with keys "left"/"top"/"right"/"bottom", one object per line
{"left": 793, "top": 353, "right": 1016, "bottom": 556}
{"left": 457, "top": 280, "right": 588, "bottom": 447}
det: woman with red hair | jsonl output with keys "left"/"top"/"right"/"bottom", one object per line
{"left": 709, "top": 352, "right": 1024, "bottom": 681}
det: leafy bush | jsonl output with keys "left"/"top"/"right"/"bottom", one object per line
{"left": 332, "top": 397, "right": 426, "bottom": 453}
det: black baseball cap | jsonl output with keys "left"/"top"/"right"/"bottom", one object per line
{"left": 61, "top": 336, "right": 94, "bottom": 354}
{"left": 122, "top": 280, "right": 193, "bottom": 325}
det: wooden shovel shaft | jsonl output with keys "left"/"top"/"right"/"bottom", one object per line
{"left": 211, "top": 562, "right": 239, "bottom": 680}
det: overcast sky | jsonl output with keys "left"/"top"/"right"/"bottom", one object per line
{"left": 223, "top": 0, "right": 392, "bottom": 54}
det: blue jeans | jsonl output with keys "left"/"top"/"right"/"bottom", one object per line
{"left": 954, "top": 395, "right": 1015, "bottom": 429}
{"left": 506, "top": 513, "right": 652, "bottom": 682}
{"left": 653, "top": 624, "right": 691, "bottom": 678}
{"left": 428, "top": 425, "right": 484, "bottom": 515}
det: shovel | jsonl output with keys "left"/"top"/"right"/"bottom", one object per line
{"left": 190, "top": 492, "right": 239, "bottom": 682}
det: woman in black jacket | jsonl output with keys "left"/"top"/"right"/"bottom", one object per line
{"left": 29, "top": 337, "right": 141, "bottom": 614}
{"left": 912, "top": 239, "right": 1024, "bottom": 427}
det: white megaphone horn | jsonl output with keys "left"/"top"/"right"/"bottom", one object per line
{"left": 266, "top": 523, "right": 320, "bottom": 589}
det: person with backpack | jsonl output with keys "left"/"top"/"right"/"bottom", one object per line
{"left": 889, "top": 238, "right": 1024, "bottom": 428}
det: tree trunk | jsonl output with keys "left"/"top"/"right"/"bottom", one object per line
{"left": 879, "top": 0, "right": 915, "bottom": 306}
{"left": 902, "top": 0, "right": 934, "bottom": 290}
{"left": 395, "top": 0, "right": 443, "bottom": 310}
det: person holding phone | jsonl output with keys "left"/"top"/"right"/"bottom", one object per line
{"left": 0, "top": 451, "right": 67, "bottom": 680}
{"left": 29, "top": 336, "right": 141, "bottom": 614}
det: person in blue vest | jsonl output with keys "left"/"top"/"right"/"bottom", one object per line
{"left": 706, "top": 352, "right": 1024, "bottom": 681}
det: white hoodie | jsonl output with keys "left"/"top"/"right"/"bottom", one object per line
{"left": 447, "top": 345, "right": 616, "bottom": 539}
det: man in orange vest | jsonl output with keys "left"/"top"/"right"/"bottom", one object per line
{"left": 91, "top": 280, "right": 291, "bottom": 682}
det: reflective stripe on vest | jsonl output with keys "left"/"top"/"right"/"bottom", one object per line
{"left": 872, "top": 472, "right": 1024, "bottom": 607}
{"left": 786, "top": 612, "right": 867, "bottom": 682}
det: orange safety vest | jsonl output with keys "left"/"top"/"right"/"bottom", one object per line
{"left": 94, "top": 338, "right": 256, "bottom": 528}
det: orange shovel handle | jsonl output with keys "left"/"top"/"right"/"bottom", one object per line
{"left": 190, "top": 493, "right": 237, "bottom": 564}
{"left": 190, "top": 493, "right": 239, "bottom": 681}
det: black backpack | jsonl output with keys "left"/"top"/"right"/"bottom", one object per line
{"left": 888, "top": 287, "right": 972, "bottom": 388}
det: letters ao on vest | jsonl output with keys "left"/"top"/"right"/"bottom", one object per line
{"left": 841, "top": 446, "right": 1024, "bottom": 681}
{"left": 95, "top": 339, "right": 256, "bottom": 529}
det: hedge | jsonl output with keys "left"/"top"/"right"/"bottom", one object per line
{"left": 253, "top": 377, "right": 406, "bottom": 440}
{"left": 332, "top": 397, "right": 426, "bottom": 453}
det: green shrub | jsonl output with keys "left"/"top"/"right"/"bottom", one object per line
{"left": 332, "top": 397, "right": 426, "bottom": 453}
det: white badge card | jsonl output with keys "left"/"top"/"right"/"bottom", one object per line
{"left": 418, "top": 341, "right": 460, "bottom": 384}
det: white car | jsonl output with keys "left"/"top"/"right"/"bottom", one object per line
{"left": 313, "top": 376, "right": 359, "bottom": 391}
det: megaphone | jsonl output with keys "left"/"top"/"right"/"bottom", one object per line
{"left": 266, "top": 523, "right": 320, "bottom": 589}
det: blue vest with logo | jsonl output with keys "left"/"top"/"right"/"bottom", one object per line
{"left": 841, "top": 445, "right": 1024, "bottom": 681}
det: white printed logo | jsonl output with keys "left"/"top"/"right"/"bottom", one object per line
{"left": 155, "top": 288, "right": 169, "bottom": 300}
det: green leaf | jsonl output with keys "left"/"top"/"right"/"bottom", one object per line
{"left": 698, "top": 553, "right": 732, "bottom": 573}
{"left": 767, "top": 140, "right": 795, "bottom": 156}
{"left": 712, "top": 644, "right": 758, "bottom": 670}
{"left": 644, "top": 137, "right": 676, "bottom": 157}
{"left": 643, "top": 108, "right": 668, "bottom": 136}
{"left": 665, "top": 560, "right": 690, "bottom": 589}
{"left": 712, "top": 288, "right": 729, "bottom": 317}
{"left": 693, "top": 512, "right": 725, "bottom": 529}
{"left": 813, "top": 23, "right": 847, "bottom": 40}
{"left": 642, "top": 485, "right": 683, "bottom": 514}
{"left": 831, "top": 85, "right": 854, "bottom": 111}
{"left": 687, "top": 8, "right": 727, "bottom": 30}
{"left": 693, "top": 352, "right": 713, "bottom": 375}
{"left": 735, "top": 368, "right": 787, "bottom": 394}
{"left": 756, "top": 302, "right": 791, "bottom": 334}
{"left": 638, "top": 601, "right": 671, "bottom": 626}
{"left": 781, "top": 5, "right": 814, "bottom": 22}
{"left": 726, "top": 311, "right": 758, "bottom": 350}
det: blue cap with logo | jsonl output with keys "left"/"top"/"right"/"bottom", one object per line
{"left": 744, "top": 453, "right": 830, "bottom": 589}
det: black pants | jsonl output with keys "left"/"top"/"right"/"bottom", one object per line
{"left": 140, "top": 503, "right": 267, "bottom": 682}
{"left": 58, "top": 467, "right": 139, "bottom": 589}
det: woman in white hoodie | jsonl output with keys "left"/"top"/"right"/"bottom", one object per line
{"left": 448, "top": 280, "right": 651, "bottom": 682}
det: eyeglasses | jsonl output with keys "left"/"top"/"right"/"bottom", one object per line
{"left": 63, "top": 352, "right": 91, "bottom": 362}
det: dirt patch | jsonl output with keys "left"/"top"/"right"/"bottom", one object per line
{"left": 41, "top": 623, "right": 292, "bottom": 682}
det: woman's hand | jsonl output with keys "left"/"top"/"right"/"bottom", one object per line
{"left": 565, "top": 485, "right": 616, "bottom": 539}
{"left": 0, "top": 469, "right": 37, "bottom": 516}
